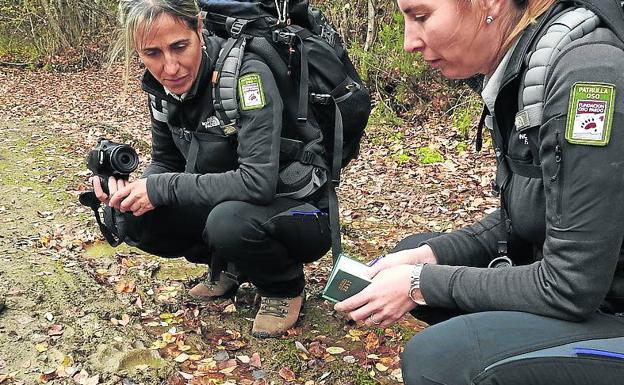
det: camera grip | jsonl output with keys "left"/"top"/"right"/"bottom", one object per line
{"left": 99, "top": 176, "right": 110, "bottom": 196}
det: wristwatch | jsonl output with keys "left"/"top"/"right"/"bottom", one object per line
{"left": 408, "top": 264, "right": 426, "bottom": 305}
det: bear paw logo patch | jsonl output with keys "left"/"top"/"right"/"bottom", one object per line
{"left": 566, "top": 82, "right": 615, "bottom": 146}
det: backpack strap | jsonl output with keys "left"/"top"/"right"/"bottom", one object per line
{"left": 211, "top": 24, "right": 352, "bottom": 263}
{"left": 213, "top": 36, "right": 248, "bottom": 135}
{"left": 273, "top": 25, "right": 314, "bottom": 126}
{"left": 509, "top": 7, "right": 599, "bottom": 179}
{"left": 515, "top": 8, "right": 599, "bottom": 132}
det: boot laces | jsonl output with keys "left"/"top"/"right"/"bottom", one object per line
{"left": 258, "top": 297, "right": 289, "bottom": 318}
{"left": 202, "top": 275, "right": 232, "bottom": 289}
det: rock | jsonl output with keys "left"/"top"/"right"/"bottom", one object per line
{"left": 251, "top": 370, "right": 266, "bottom": 380}
{"left": 213, "top": 350, "right": 229, "bottom": 362}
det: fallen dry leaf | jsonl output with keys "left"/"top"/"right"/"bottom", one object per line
{"left": 326, "top": 346, "right": 345, "bottom": 355}
{"left": 48, "top": 324, "right": 64, "bottom": 336}
{"left": 236, "top": 355, "right": 250, "bottom": 364}
{"left": 365, "top": 332, "right": 380, "bottom": 351}
{"left": 249, "top": 353, "right": 262, "bottom": 368}
{"left": 38, "top": 369, "right": 57, "bottom": 382}
{"left": 278, "top": 367, "right": 296, "bottom": 382}
{"left": 115, "top": 280, "right": 135, "bottom": 293}
{"left": 174, "top": 353, "right": 190, "bottom": 363}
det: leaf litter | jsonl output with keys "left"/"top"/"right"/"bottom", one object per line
{"left": 0, "top": 63, "right": 495, "bottom": 384}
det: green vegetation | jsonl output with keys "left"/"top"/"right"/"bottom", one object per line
{"left": 369, "top": 101, "right": 404, "bottom": 128}
{"left": 0, "top": 0, "right": 116, "bottom": 64}
{"left": 416, "top": 147, "right": 444, "bottom": 164}
{"left": 451, "top": 96, "right": 482, "bottom": 139}
{"left": 351, "top": 12, "right": 427, "bottom": 84}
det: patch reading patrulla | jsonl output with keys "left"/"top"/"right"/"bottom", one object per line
{"left": 566, "top": 82, "right": 615, "bottom": 146}
{"left": 238, "top": 73, "right": 265, "bottom": 111}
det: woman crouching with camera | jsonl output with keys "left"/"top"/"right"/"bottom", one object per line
{"left": 89, "top": 0, "right": 331, "bottom": 338}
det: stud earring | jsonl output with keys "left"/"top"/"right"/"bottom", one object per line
{"left": 486, "top": 15, "right": 494, "bottom": 24}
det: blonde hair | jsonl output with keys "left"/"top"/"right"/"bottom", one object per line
{"left": 108, "top": 0, "right": 201, "bottom": 82}
{"left": 504, "top": 0, "right": 557, "bottom": 49}
{"left": 457, "top": 0, "right": 556, "bottom": 72}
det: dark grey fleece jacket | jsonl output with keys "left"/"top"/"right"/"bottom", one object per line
{"left": 421, "top": 0, "right": 624, "bottom": 320}
{"left": 140, "top": 35, "right": 283, "bottom": 209}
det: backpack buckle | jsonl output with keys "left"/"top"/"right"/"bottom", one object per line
{"left": 173, "top": 127, "right": 193, "bottom": 142}
{"left": 229, "top": 19, "right": 248, "bottom": 38}
{"left": 320, "top": 26, "right": 336, "bottom": 47}
{"left": 302, "top": 150, "right": 315, "bottom": 164}
{"left": 272, "top": 29, "right": 296, "bottom": 44}
{"left": 310, "top": 93, "right": 331, "bottom": 105}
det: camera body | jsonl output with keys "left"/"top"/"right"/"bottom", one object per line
{"left": 86, "top": 139, "right": 139, "bottom": 194}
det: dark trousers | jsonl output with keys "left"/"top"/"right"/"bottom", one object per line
{"left": 394, "top": 234, "right": 624, "bottom": 385}
{"left": 122, "top": 198, "right": 331, "bottom": 297}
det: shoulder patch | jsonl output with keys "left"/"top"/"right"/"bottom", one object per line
{"left": 565, "top": 82, "right": 615, "bottom": 146}
{"left": 238, "top": 73, "right": 265, "bottom": 111}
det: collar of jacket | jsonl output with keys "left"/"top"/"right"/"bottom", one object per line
{"left": 141, "top": 47, "right": 212, "bottom": 104}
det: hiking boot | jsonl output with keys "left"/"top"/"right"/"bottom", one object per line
{"left": 188, "top": 275, "right": 239, "bottom": 301}
{"left": 252, "top": 291, "right": 304, "bottom": 338}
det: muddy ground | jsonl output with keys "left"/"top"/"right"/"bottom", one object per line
{"left": 0, "top": 67, "right": 495, "bottom": 385}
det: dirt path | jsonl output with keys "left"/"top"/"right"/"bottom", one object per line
{"left": 0, "top": 120, "right": 175, "bottom": 384}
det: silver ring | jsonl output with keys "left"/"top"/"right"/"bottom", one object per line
{"left": 369, "top": 314, "right": 381, "bottom": 325}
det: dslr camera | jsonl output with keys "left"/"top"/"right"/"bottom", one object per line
{"left": 86, "top": 139, "right": 139, "bottom": 194}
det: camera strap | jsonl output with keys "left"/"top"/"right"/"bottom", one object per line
{"left": 79, "top": 191, "right": 127, "bottom": 247}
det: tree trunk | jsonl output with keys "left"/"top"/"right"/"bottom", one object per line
{"left": 364, "top": 0, "right": 376, "bottom": 52}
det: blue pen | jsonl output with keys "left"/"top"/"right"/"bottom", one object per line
{"left": 367, "top": 255, "right": 384, "bottom": 267}
{"left": 290, "top": 209, "right": 325, "bottom": 216}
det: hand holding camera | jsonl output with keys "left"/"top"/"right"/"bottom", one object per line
{"left": 86, "top": 139, "right": 139, "bottom": 203}
{"left": 79, "top": 139, "right": 140, "bottom": 246}
{"left": 84, "top": 139, "right": 153, "bottom": 216}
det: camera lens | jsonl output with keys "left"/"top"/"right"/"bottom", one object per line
{"left": 110, "top": 145, "right": 139, "bottom": 175}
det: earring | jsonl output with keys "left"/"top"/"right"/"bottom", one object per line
{"left": 486, "top": 15, "right": 494, "bottom": 24}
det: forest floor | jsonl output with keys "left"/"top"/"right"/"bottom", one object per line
{"left": 0, "top": 65, "right": 496, "bottom": 385}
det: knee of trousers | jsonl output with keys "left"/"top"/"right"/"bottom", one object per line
{"left": 203, "top": 201, "right": 261, "bottom": 253}
{"left": 401, "top": 315, "right": 478, "bottom": 385}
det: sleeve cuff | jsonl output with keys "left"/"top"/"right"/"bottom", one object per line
{"left": 421, "top": 235, "right": 454, "bottom": 265}
{"left": 146, "top": 173, "right": 172, "bottom": 207}
{"left": 420, "top": 264, "right": 463, "bottom": 309}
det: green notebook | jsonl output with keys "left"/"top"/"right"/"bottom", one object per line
{"left": 322, "top": 254, "right": 371, "bottom": 303}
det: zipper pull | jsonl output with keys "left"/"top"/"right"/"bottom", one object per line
{"left": 551, "top": 133, "right": 562, "bottom": 182}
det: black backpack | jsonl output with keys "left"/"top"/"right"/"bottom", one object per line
{"left": 199, "top": 0, "right": 372, "bottom": 261}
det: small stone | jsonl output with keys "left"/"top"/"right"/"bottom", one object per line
{"left": 251, "top": 370, "right": 266, "bottom": 380}
{"left": 213, "top": 350, "right": 229, "bottom": 362}
{"left": 342, "top": 355, "right": 356, "bottom": 364}
{"left": 236, "top": 355, "right": 250, "bottom": 364}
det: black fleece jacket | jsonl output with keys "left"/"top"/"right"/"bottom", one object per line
{"left": 140, "top": 35, "right": 283, "bottom": 209}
